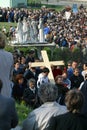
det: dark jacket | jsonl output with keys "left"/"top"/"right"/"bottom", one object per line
{"left": 12, "top": 83, "right": 26, "bottom": 102}
{"left": 56, "top": 83, "right": 69, "bottom": 105}
{"left": 24, "top": 69, "right": 38, "bottom": 81}
{"left": 23, "top": 87, "right": 39, "bottom": 108}
{"left": 70, "top": 74, "right": 84, "bottom": 89}
{"left": 0, "top": 94, "right": 18, "bottom": 130}
{"left": 46, "top": 112, "right": 87, "bottom": 130}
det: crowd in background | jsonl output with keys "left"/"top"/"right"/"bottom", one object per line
{"left": 0, "top": 33, "right": 86, "bottom": 109}
{"left": 0, "top": 4, "right": 87, "bottom": 48}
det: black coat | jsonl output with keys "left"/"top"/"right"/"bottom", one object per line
{"left": 12, "top": 83, "right": 26, "bottom": 102}
{"left": 70, "top": 74, "right": 84, "bottom": 89}
{"left": 23, "top": 87, "right": 39, "bottom": 108}
{"left": 24, "top": 69, "right": 38, "bottom": 81}
{"left": 56, "top": 83, "right": 69, "bottom": 105}
{"left": 46, "top": 112, "right": 87, "bottom": 130}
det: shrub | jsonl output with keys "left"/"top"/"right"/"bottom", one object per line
{"left": 71, "top": 47, "right": 83, "bottom": 63}
{"left": 5, "top": 45, "right": 83, "bottom": 65}
{"left": 5, "top": 45, "right": 14, "bottom": 53}
{"left": 52, "top": 48, "right": 63, "bottom": 61}
{"left": 16, "top": 102, "right": 32, "bottom": 125}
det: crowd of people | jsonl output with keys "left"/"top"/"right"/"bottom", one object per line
{"left": 0, "top": 4, "right": 87, "bottom": 48}
{"left": 0, "top": 30, "right": 87, "bottom": 129}
{"left": 0, "top": 4, "right": 87, "bottom": 130}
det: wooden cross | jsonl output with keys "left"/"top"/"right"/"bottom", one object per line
{"left": 31, "top": 50, "right": 64, "bottom": 83}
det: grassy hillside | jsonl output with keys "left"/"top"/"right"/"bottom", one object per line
{"left": 0, "top": 22, "right": 17, "bottom": 32}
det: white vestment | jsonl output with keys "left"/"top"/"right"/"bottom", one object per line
{"left": 38, "top": 19, "right": 45, "bottom": 42}
{"left": 23, "top": 20, "right": 28, "bottom": 43}
{"left": 16, "top": 21, "right": 23, "bottom": 43}
{"left": 31, "top": 20, "right": 38, "bottom": 42}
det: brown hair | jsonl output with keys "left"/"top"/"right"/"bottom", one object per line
{"left": 15, "top": 74, "right": 24, "bottom": 82}
{"left": 55, "top": 75, "right": 62, "bottom": 83}
{"left": 65, "top": 89, "right": 84, "bottom": 113}
{"left": 0, "top": 32, "right": 6, "bottom": 49}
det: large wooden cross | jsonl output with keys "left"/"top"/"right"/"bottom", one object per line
{"left": 31, "top": 50, "right": 64, "bottom": 83}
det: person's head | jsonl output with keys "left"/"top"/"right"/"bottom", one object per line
{"left": 27, "top": 78, "right": 36, "bottom": 89}
{"left": 28, "top": 49, "right": 35, "bottom": 57}
{"left": 38, "top": 83, "right": 58, "bottom": 103}
{"left": 62, "top": 71, "right": 68, "bottom": 80}
{"left": 83, "top": 62, "right": 87, "bottom": 70}
{"left": 28, "top": 62, "right": 36, "bottom": 72}
{"left": 14, "top": 61, "right": 20, "bottom": 69}
{"left": 72, "top": 61, "right": 78, "bottom": 69}
{"left": 42, "top": 67, "right": 50, "bottom": 77}
{"left": 15, "top": 74, "right": 24, "bottom": 84}
{"left": 0, "top": 79, "right": 3, "bottom": 92}
{"left": 21, "top": 56, "right": 26, "bottom": 64}
{"left": 73, "top": 68, "right": 80, "bottom": 76}
{"left": 67, "top": 61, "right": 72, "bottom": 68}
{"left": 0, "top": 32, "right": 6, "bottom": 49}
{"left": 65, "top": 89, "right": 84, "bottom": 113}
{"left": 55, "top": 75, "right": 63, "bottom": 85}
{"left": 30, "top": 67, "right": 36, "bottom": 73}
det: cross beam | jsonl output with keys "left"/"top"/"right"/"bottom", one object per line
{"left": 31, "top": 50, "right": 64, "bottom": 83}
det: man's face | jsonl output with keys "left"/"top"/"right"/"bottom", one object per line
{"left": 72, "top": 62, "right": 77, "bottom": 69}
{"left": 56, "top": 77, "right": 63, "bottom": 84}
{"left": 31, "top": 67, "right": 36, "bottom": 72}
{"left": 74, "top": 69, "right": 79, "bottom": 76}
{"left": 62, "top": 73, "right": 67, "bottom": 79}
{"left": 43, "top": 72, "right": 49, "bottom": 77}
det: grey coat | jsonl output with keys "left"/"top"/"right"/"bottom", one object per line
{"left": 22, "top": 102, "right": 67, "bottom": 130}
{"left": 0, "top": 49, "right": 14, "bottom": 97}
{"left": 0, "top": 94, "right": 18, "bottom": 130}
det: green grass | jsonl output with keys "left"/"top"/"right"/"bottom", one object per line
{"left": 0, "top": 22, "right": 17, "bottom": 32}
